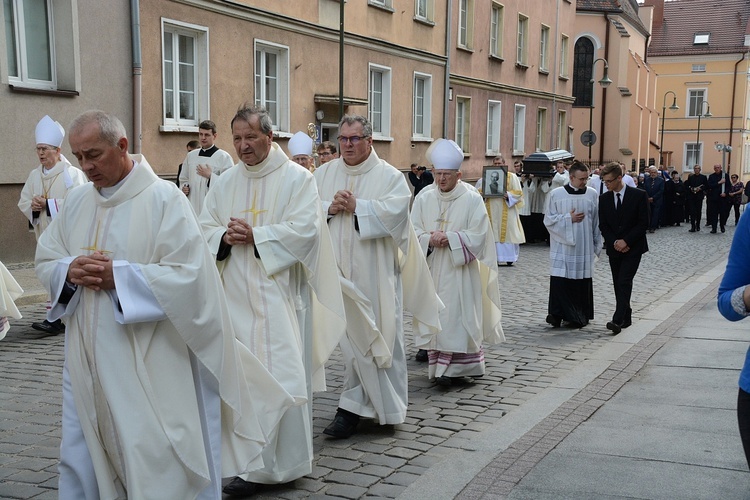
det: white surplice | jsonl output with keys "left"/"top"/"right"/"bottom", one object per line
{"left": 0, "top": 260, "right": 23, "bottom": 339}
{"left": 201, "top": 143, "right": 346, "bottom": 483}
{"left": 179, "top": 147, "right": 234, "bottom": 216}
{"left": 18, "top": 159, "right": 87, "bottom": 240}
{"left": 314, "top": 149, "right": 441, "bottom": 425}
{"left": 410, "top": 183, "right": 504, "bottom": 377}
{"left": 543, "top": 185, "right": 602, "bottom": 279}
{"left": 36, "top": 157, "right": 293, "bottom": 500}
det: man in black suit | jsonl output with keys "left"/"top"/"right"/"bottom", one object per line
{"left": 684, "top": 164, "right": 708, "bottom": 232}
{"left": 598, "top": 162, "right": 649, "bottom": 335}
{"left": 706, "top": 164, "right": 731, "bottom": 233}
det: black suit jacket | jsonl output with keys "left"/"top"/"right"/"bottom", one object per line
{"left": 598, "top": 186, "right": 649, "bottom": 257}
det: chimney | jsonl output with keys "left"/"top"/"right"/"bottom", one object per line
{"left": 641, "top": 0, "right": 664, "bottom": 27}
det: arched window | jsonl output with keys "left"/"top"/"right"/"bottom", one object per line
{"left": 572, "top": 38, "right": 594, "bottom": 107}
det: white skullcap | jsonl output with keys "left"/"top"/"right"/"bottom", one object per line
{"left": 35, "top": 115, "right": 65, "bottom": 148}
{"left": 288, "top": 131, "right": 313, "bottom": 158}
{"left": 426, "top": 138, "right": 464, "bottom": 170}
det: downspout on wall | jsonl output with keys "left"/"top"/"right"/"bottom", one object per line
{"left": 131, "top": 0, "right": 142, "bottom": 154}
{"left": 443, "top": 0, "right": 452, "bottom": 139}
{"left": 599, "top": 14, "right": 610, "bottom": 164}
{"left": 728, "top": 51, "right": 747, "bottom": 168}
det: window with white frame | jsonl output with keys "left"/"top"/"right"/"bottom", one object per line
{"left": 685, "top": 143, "right": 702, "bottom": 168}
{"left": 557, "top": 110, "right": 567, "bottom": 150}
{"left": 490, "top": 3, "right": 503, "bottom": 58}
{"left": 539, "top": 25, "right": 550, "bottom": 72}
{"left": 162, "top": 20, "right": 209, "bottom": 128}
{"left": 369, "top": 64, "right": 392, "bottom": 137}
{"left": 369, "top": 0, "right": 393, "bottom": 8}
{"left": 692, "top": 63, "right": 706, "bottom": 73}
{"left": 415, "top": 0, "right": 434, "bottom": 22}
{"left": 513, "top": 104, "right": 526, "bottom": 154}
{"left": 517, "top": 14, "right": 529, "bottom": 65}
{"left": 255, "top": 40, "right": 289, "bottom": 131}
{"left": 687, "top": 89, "right": 707, "bottom": 118}
{"left": 455, "top": 97, "right": 471, "bottom": 152}
{"left": 458, "top": 0, "right": 474, "bottom": 49}
{"left": 486, "top": 100, "right": 502, "bottom": 155}
{"left": 413, "top": 72, "right": 432, "bottom": 138}
{"left": 4, "top": 0, "right": 55, "bottom": 89}
{"left": 536, "top": 107, "right": 547, "bottom": 151}
{"left": 559, "top": 34, "right": 569, "bottom": 78}
{"left": 743, "top": 143, "right": 750, "bottom": 174}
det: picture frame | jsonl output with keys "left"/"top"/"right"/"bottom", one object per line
{"left": 481, "top": 165, "right": 508, "bottom": 197}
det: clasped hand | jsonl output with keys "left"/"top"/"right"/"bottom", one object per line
{"left": 67, "top": 252, "right": 115, "bottom": 291}
{"left": 329, "top": 190, "right": 356, "bottom": 215}
{"left": 429, "top": 230, "right": 449, "bottom": 248}
{"left": 31, "top": 195, "right": 46, "bottom": 212}
{"left": 570, "top": 209, "right": 585, "bottom": 223}
{"left": 224, "top": 217, "right": 254, "bottom": 246}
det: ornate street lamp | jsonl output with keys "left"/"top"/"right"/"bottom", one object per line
{"left": 659, "top": 91, "right": 679, "bottom": 166}
{"left": 588, "top": 58, "right": 612, "bottom": 162}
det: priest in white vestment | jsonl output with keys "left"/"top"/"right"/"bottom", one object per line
{"left": 544, "top": 162, "right": 602, "bottom": 328}
{"left": 0, "top": 260, "right": 23, "bottom": 339}
{"left": 200, "top": 106, "right": 346, "bottom": 498}
{"left": 36, "top": 110, "right": 292, "bottom": 500}
{"left": 179, "top": 119, "right": 234, "bottom": 216}
{"left": 478, "top": 156, "right": 526, "bottom": 266}
{"left": 18, "top": 115, "right": 87, "bottom": 335}
{"left": 315, "top": 115, "right": 442, "bottom": 438}
{"left": 410, "top": 139, "right": 504, "bottom": 387}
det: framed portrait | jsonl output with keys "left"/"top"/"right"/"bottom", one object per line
{"left": 482, "top": 165, "right": 507, "bottom": 197}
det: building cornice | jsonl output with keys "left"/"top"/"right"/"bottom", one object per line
{"left": 649, "top": 53, "right": 750, "bottom": 64}
{"left": 449, "top": 74, "right": 576, "bottom": 104}
{"left": 170, "top": 0, "right": 448, "bottom": 66}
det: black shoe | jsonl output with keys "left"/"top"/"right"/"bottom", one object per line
{"left": 696, "top": 226, "right": 700, "bottom": 231}
{"left": 415, "top": 349, "right": 428, "bottom": 362}
{"left": 323, "top": 409, "right": 359, "bottom": 439}
{"left": 506, "top": 262, "right": 514, "bottom": 266}
{"left": 721, "top": 226, "right": 726, "bottom": 233}
{"left": 545, "top": 314, "right": 561, "bottom": 328}
{"left": 31, "top": 319, "right": 65, "bottom": 334}
{"left": 435, "top": 375, "right": 452, "bottom": 387}
{"left": 606, "top": 321, "right": 622, "bottom": 335}
{"left": 565, "top": 321, "right": 586, "bottom": 329}
{"left": 710, "top": 229, "right": 717, "bottom": 234}
{"left": 223, "top": 477, "right": 259, "bottom": 497}
{"left": 688, "top": 228, "right": 696, "bottom": 233}
{"left": 621, "top": 320, "right": 632, "bottom": 329}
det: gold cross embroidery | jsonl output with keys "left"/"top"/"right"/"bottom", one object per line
{"left": 435, "top": 209, "right": 450, "bottom": 231}
{"left": 241, "top": 191, "right": 267, "bottom": 225}
{"left": 81, "top": 220, "right": 112, "bottom": 255}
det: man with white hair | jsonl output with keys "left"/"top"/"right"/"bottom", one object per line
{"left": 411, "top": 139, "right": 503, "bottom": 386}
{"left": 18, "top": 115, "right": 87, "bottom": 334}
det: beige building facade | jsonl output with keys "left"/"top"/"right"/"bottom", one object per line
{"left": 0, "top": 0, "right": 133, "bottom": 262}
{"left": 646, "top": 0, "right": 750, "bottom": 179}
{"left": 447, "top": 0, "right": 576, "bottom": 180}
{"left": 572, "top": 0, "right": 659, "bottom": 171}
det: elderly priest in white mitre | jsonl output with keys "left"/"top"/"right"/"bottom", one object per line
{"left": 288, "top": 130, "right": 316, "bottom": 172}
{"left": 35, "top": 110, "right": 292, "bottom": 500}
{"left": 410, "top": 139, "right": 504, "bottom": 387}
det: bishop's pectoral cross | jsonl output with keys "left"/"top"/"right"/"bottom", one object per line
{"left": 435, "top": 209, "right": 450, "bottom": 231}
{"left": 81, "top": 220, "right": 112, "bottom": 255}
{"left": 241, "top": 190, "right": 267, "bottom": 225}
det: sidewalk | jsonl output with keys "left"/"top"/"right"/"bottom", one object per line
{"left": 404, "top": 261, "right": 750, "bottom": 499}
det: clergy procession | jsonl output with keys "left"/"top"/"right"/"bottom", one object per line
{"left": 15, "top": 101, "right": 749, "bottom": 499}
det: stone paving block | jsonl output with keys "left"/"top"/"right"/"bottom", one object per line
{"left": 325, "top": 470, "right": 380, "bottom": 488}
{"left": 382, "top": 471, "right": 421, "bottom": 487}
{"left": 354, "top": 464, "right": 393, "bottom": 478}
{"left": 5, "top": 470, "right": 56, "bottom": 485}
{"left": 322, "top": 483, "right": 368, "bottom": 499}
{"left": 0, "top": 482, "right": 50, "bottom": 499}
{"left": 366, "top": 482, "right": 405, "bottom": 498}
{"left": 316, "top": 457, "right": 361, "bottom": 472}
{"left": 358, "top": 453, "right": 407, "bottom": 468}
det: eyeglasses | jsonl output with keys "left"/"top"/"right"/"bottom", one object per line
{"left": 601, "top": 175, "right": 621, "bottom": 185}
{"left": 36, "top": 146, "right": 56, "bottom": 153}
{"left": 337, "top": 136, "right": 368, "bottom": 145}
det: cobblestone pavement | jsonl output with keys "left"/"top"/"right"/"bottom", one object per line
{"left": 0, "top": 221, "right": 736, "bottom": 499}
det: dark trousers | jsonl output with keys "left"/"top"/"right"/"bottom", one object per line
{"left": 649, "top": 200, "right": 663, "bottom": 230}
{"left": 608, "top": 252, "right": 641, "bottom": 324}
{"left": 707, "top": 197, "right": 731, "bottom": 230}
{"left": 687, "top": 196, "right": 704, "bottom": 229}
{"left": 732, "top": 203, "right": 742, "bottom": 224}
{"left": 738, "top": 388, "right": 750, "bottom": 469}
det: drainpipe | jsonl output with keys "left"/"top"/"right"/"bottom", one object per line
{"left": 443, "top": 0, "right": 452, "bottom": 139}
{"left": 599, "top": 14, "right": 610, "bottom": 164}
{"left": 130, "top": 0, "right": 142, "bottom": 154}
{"left": 550, "top": 0, "right": 560, "bottom": 149}
{"left": 728, "top": 51, "right": 747, "bottom": 169}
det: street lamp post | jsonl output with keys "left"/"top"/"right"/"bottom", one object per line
{"left": 588, "top": 57, "right": 613, "bottom": 163}
{"left": 695, "top": 100, "right": 712, "bottom": 164}
{"left": 659, "top": 91, "right": 679, "bottom": 166}
{"left": 715, "top": 142, "right": 732, "bottom": 171}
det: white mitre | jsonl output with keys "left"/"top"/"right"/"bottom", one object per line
{"left": 35, "top": 115, "right": 65, "bottom": 148}
{"left": 288, "top": 131, "right": 313, "bottom": 158}
{"left": 426, "top": 138, "right": 464, "bottom": 170}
